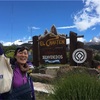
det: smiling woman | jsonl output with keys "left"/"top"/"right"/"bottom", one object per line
{"left": 1, "top": 46, "right": 35, "bottom": 100}
{"left": 14, "top": 46, "right": 29, "bottom": 64}
{"left": 13, "top": 46, "right": 29, "bottom": 71}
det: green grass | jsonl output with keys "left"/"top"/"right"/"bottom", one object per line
{"left": 49, "top": 72, "right": 100, "bottom": 100}
{"left": 35, "top": 91, "right": 50, "bottom": 100}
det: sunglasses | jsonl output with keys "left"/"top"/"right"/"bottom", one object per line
{"left": 17, "top": 46, "right": 29, "bottom": 52}
{"left": 14, "top": 46, "right": 29, "bottom": 56}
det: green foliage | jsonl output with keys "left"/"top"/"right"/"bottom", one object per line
{"left": 3, "top": 45, "right": 16, "bottom": 53}
{"left": 35, "top": 92, "right": 50, "bottom": 100}
{"left": 49, "top": 72, "right": 100, "bottom": 100}
{"left": 89, "top": 45, "right": 100, "bottom": 50}
{"left": 5, "top": 51, "right": 14, "bottom": 58}
{"left": 94, "top": 54, "right": 100, "bottom": 61}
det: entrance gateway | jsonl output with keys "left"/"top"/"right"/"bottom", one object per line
{"left": 32, "top": 25, "right": 92, "bottom": 67}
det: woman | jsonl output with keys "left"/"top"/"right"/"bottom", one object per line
{"left": 1, "top": 46, "right": 35, "bottom": 100}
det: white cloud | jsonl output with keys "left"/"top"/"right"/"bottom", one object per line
{"left": 57, "top": 25, "right": 76, "bottom": 29}
{"left": 66, "top": 38, "right": 70, "bottom": 44}
{"left": 77, "top": 37, "right": 86, "bottom": 42}
{"left": 2, "top": 36, "right": 32, "bottom": 46}
{"left": 73, "top": 0, "right": 100, "bottom": 31}
{"left": 28, "top": 36, "right": 31, "bottom": 40}
{"left": 32, "top": 26, "right": 40, "bottom": 30}
{"left": 2, "top": 39, "right": 23, "bottom": 46}
{"left": 28, "top": 26, "right": 40, "bottom": 32}
{"left": 3, "top": 42, "right": 12, "bottom": 46}
{"left": 13, "top": 40, "right": 23, "bottom": 45}
{"left": 57, "top": 0, "right": 100, "bottom": 32}
{"left": 91, "top": 27, "right": 96, "bottom": 30}
{"left": 90, "top": 33, "right": 100, "bottom": 42}
{"left": 23, "top": 37, "right": 26, "bottom": 40}
{"left": 90, "top": 37, "right": 100, "bottom": 42}
{"left": 66, "top": 37, "right": 85, "bottom": 44}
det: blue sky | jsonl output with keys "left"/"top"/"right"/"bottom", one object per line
{"left": 0, "top": 0, "right": 100, "bottom": 46}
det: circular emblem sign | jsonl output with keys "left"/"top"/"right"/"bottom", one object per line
{"left": 72, "top": 49, "right": 87, "bottom": 63}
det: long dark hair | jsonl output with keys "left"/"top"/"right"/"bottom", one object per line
{"left": 10, "top": 46, "right": 29, "bottom": 65}
{"left": 14, "top": 46, "right": 29, "bottom": 56}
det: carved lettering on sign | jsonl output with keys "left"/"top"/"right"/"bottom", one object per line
{"left": 42, "top": 55, "right": 63, "bottom": 59}
{"left": 39, "top": 36, "right": 65, "bottom": 47}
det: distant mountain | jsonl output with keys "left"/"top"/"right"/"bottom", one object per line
{"left": 21, "top": 43, "right": 32, "bottom": 49}
{"left": 84, "top": 42, "right": 100, "bottom": 46}
{"left": 84, "top": 42, "right": 100, "bottom": 51}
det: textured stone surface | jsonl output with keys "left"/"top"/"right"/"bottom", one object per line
{"left": 33, "top": 82, "right": 53, "bottom": 93}
{"left": 30, "top": 73, "right": 55, "bottom": 82}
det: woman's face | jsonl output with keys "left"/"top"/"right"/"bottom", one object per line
{"left": 15, "top": 49, "right": 28, "bottom": 65}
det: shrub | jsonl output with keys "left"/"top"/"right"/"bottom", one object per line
{"left": 5, "top": 51, "right": 14, "bottom": 58}
{"left": 49, "top": 72, "right": 100, "bottom": 100}
{"left": 94, "top": 54, "right": 100, "bottom": 61}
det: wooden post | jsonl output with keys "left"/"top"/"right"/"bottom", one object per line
{"left": 32, "top": 36, "right": 39, "bottom": 67}
{"left": 70, "top": 31, "right": 77, "bottom": 66}
{"left": 77, "top": 41, "right": 84, "bottom": 49}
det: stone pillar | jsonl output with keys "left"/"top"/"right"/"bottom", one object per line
{"left": 32, "top": 36, "right": 39, "bottom": 67}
